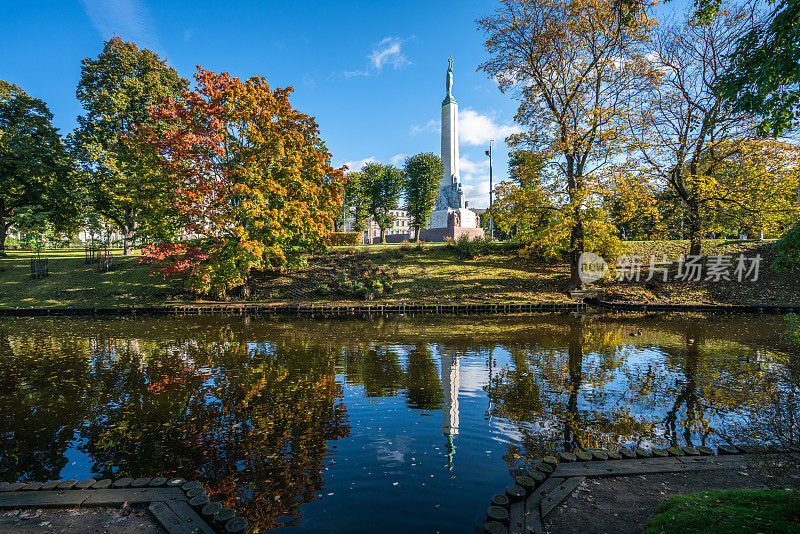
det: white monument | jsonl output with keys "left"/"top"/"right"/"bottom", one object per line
{"left": 422, "top": 57, "right": 485, "bottom": 241}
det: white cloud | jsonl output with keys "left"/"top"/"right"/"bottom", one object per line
{"left": 369, "top": 37, "right": 410, "bottom": 71}
{"left": 459, "top": 154, "right": 489, "bottom": 175}
{"left": 410, "top": 119, "right": 438, "bottom": 135}
{"left": 79, "top": 0, "right": 160, "bottom": 49}
{"left": 340, "top": 154, "right": 407, "bottom": 171}
{"left": 389, "top": 153, "right": 407, "bottom": 166}
{"left": 344, "top": 36, "right": 411, "bottom": 78}
{"left": 459, "top": 108, "right": 522, "bottom": 146}
{"left": 461, "top": 176, "right": 491, "bottom": 209}
{"left": 341, "top": 156, "right": 377, "bottom": 172}
{"left": 343, "top": 69, "right": 370, "bottom": 78}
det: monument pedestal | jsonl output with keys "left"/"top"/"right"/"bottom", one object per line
{"left": 420, "top": 208, "right": 485, "bottom": 242}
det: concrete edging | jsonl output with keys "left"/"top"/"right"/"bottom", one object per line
{"left": 0, "top": 476, "right": 247, "bottom": 534}
{"left": 483, "top": 443, "right": 792, "bottom": 534}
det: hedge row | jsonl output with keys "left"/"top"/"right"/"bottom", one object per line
{"left": 329, "top": 232, "right": 362, "bottom": 246}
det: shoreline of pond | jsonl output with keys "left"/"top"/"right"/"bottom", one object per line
{"left": 0, "top": 298, "right": 798, "bottom": 317}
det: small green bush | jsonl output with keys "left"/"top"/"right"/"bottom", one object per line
{"left": 447, "top": 234, "right": 485, "bottom": 259}
{"left": 774, "top": 221, "right": 800, "bottom": 271}
{"left": 315, "top": 284, "right": 330, "bottom": 296}
{"left": 330, "top": 232, "right": 362, "bottom": 246}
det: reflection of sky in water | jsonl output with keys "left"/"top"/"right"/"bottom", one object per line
{"left": 0, "top": 315, "right": 792, "bottom": 533}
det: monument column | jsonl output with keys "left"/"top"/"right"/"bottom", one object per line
{"left": 422, "top": 57, "right": 483, "bottom": 240}
{"left": 441, "top": 82, "right": 461, "bottom": 207}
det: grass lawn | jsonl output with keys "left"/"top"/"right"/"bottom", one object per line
{"left": 646, "top": 489, "right": 800, "bottom": 534}
{"left": 0, "top": 249, "right": 177, "bottom": 308}
{"left": 249, "top": 244, "right": 571, "bottom": 304}
{"left": 0, "top": 238, "right": 797, "bottom": 307}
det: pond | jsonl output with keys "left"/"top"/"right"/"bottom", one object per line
{"left": 0, "top": 313, "right": 797, "bottom": 532}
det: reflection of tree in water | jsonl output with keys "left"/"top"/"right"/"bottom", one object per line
{"left": 0, "top": 315, "right": 794, "bottom": 529}
{"left": 404, "top": 344, "right": 443, "bottom": 411}
{"left": 341, "top": 345, "right": 404, "bottom": 397}
{"left": 0, "top": 331, "right": 97, "bottom": 482}
{"left": 487, "top": 318, "right": 740, "bottom": 472}
{"left": 75, "top": 331, "right": 350, "bottom": 532}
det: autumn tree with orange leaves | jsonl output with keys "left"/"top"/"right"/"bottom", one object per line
{"left": 134, "top": 68, "right": 343, "bottom": 298}
{"left": 478, "top": 0, "right": 657, "bottom": 289}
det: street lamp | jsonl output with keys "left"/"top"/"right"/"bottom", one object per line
{"left": 485, "top": 140, "right": 494, "bottom": 240}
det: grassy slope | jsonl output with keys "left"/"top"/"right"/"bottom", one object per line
{"left": 601, "top": 239, "right": 800, "bottom": 305}
{"left": 0, "top": 239, "right": 797, "bottom": 307}
{"left": 646, "top": 489, "right": 800, "bottom": 534}
{"left": 0, "top": 250, "right": 177, "bottom": 308}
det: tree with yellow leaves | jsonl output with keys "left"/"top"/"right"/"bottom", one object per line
{"left": 478, "top": 0, "right": 657, "bottom": 289}
{"left": 628, "top": 5, "right": 774, "bottom": 254}
{"left": 135, "top": 67, "right": 343, "bottom": 298}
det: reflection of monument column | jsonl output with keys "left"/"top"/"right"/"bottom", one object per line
{"left": 441, "top": 351, "right": 460, "bottom": 470}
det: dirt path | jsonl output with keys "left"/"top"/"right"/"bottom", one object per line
{"left": 544, "top": 467, "right": 800, "bottom": 534}
{"left": 0, "top": 505, "right": 164, "bottom": 533}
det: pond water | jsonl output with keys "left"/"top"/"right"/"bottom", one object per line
{"left": 0, "top": 313, "right": 796, "bottom": 532}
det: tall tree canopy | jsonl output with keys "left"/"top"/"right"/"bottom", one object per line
{"left": 137, "top": 67, "right": 343, "bottom": 298}
{"left": 719, "top": 0, "right": 800, "bottom": 137}
{"left": 361, "top": 162, "right": 404, "bottom": 244}
{"left": 629, "top": 6, "right": 762, "bottom": 255}
{"left": 72, "top": 37, "right": 188, "bottom": 254}
{"left": 0, "top": 81, "right": 78, "bottom": 255}
{"left": 342, "top": 171, "right": 370, "bottom": 233}
{"left": 404, "top": 153, "right": 443, "bottom": 241}
{"left": 478, "top": 0, "right": 655, "bottom": 289}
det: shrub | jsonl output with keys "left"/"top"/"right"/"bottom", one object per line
{"left": 447, "top": 234, "right": 485, "bottom": 259}
{"left": 315, "top": 284, "right": 331, "bottom": 296}
{"left": 330, "top": 232, "right": 362, "bottom": 246}
{"left": 774, "top": 221, "right": 800, "bottom": 271}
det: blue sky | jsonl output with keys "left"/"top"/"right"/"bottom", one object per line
{"left": 1, "top": 0, "right": 690, "bottom": 209}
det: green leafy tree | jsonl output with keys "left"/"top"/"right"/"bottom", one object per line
{"left": 404, "top": 153, "right": 443, "bottom": 241}
{"left": 362, "top": 163, "right": 404, "bottom": 243}
{"left": 0, "top": 81, "right": 79, "bottom": 255}
{"left": 719, "top": 0, "right": 800, "bottom": 137}
{"left": 343, "top": 171, "right": 370, "bottom": 232}
{"left": 72, "top": 37, "right": 188, "bottom": 255}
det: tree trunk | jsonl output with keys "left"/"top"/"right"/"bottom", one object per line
{"left": 687, "top": 199, "right": 702, "bottom": 256}
{"left": 0, "top": 199, "right": 6, "bottom": 257}
{"left": 414, "top": 226, "right": 421, "bottom": 242}
{"left": 0, "top": 219, "right": 7, "bottom": 258}
{"left": 380, "top": 228, "right": 386, "bottom": 244}
{"left": 566, "top": 217, "right": 585, "bottom": 291}
{"left": 122, "top": 208, "right": 138, "bottom": 255}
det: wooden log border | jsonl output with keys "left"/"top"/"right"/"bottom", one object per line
{"left": 0, "top": 301, "right": 589, "bottom": 318}
{"left": 0, "top": 298, "right": 797, "bottom": 318}
{"left": 482, "top": 444, "right": 791, "bottom": 534}
{"left": 0, "top": 477, "right": 247, "bottom": 534}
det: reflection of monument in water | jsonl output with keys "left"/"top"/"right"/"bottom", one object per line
{"left": 420, "top": 57, "right": 485, "bottom": 242}
{"left": 440, "top": 350, "right": 460, "bottom": 470}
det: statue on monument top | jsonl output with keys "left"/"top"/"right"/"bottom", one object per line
{"left": 446, "top": 55, "right": 453, "bottom": 99}
{"left": 443, "top": 55, "right": 456, "bottom": 106}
